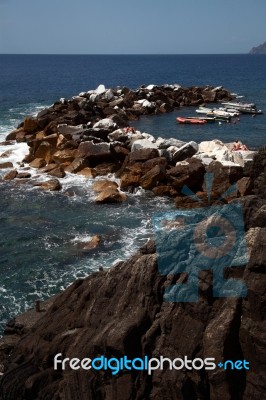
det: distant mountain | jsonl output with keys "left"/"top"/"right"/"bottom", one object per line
{"left": 249, "top": 42, "right": 266, "bottom": 54}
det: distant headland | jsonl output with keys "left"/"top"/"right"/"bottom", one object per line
{"left": 249, "top": 41, "right": 266, "bottom": 54}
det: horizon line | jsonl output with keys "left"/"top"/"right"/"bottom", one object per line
{"left": 0, "top": 52, "right": 256, "bottom": 56}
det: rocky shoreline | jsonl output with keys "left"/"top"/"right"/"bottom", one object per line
{"left": 0, "top": 85, "right": 265, "bottom": 399}
{"left": 0, "top": 84, "right": 257, "bottom": 204}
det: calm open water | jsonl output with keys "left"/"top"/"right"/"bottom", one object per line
{"left": 0, "top": 54, "right": 265, "bottom": 333}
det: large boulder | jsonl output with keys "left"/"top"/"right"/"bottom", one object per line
{"left": 128, "top": 148, "right": 159, "bottom": 162}
{"left": 34, "top": 179, "right": 62, "bottom": 191}
{"left": 95, "top": 189, "right": 127, "bottom": 203}
{"left": 78, "top": 141, "right": 112, "bottom": 165}
{"left": 166, "top": 158, "right": 205, "bottom": 190}
{"left": 23, "top": 117, "right": 39, "bottom": 133}
{"left": 172, "top": 141, "right": 199, "bottom": 163}
{"left": 0, "top": 162, "right": 13, "bottom": 169}
{"left": 51, "top": 149, "right": 77, "bottom": 164}
{"left": 139, "top": 165, "right": 166, "bottom": 190}
{"left": 131, "top": 139, "right": 158, "bottom": 152}
{"left": 93, "top": 118, "right": 117, "bottom": 130}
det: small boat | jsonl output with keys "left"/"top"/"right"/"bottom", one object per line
{"left": 196, "top": 106, "right": 213, "bottom": 114}
{"left": 222, "top": 101, "right": 256, "bottom": 109}
{"left": 237, "top": 107, "right": 263, "bottom": 114}
{"left": 186, "top": 116, "right": 216, "bottom": 123}
{"left": 176, "top": 117, "right": 206, "bottom": 124}
{"left": 206, "top": 113, "right": 231, "bottom": 121}
{"left": 211, "top": 109, "right": 235, "bottom": 118}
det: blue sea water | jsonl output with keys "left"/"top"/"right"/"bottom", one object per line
{"left": 0, "top": 54, "right": 265, "bottom": 333}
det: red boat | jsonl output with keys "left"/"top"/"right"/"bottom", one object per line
{"left": 176, "top": 117, "right": 206, "bottom": 124}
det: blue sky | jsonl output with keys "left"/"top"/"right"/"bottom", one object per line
{"left": 0, "top": 0, "right": 266, "bottom": 54}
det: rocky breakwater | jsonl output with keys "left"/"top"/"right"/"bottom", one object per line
{"left": 1, "top": 83, "right": 234, "bottom": 193}
{"left": 0, "top": 148, "right": 265, "bottom": 400}
{"left": 1, "top": 84, "right": 255, "bottom": 205}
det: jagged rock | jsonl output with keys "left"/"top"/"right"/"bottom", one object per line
{"left": 237, "top": 177, "right": 254, "bottom": 197}
{"left": 232, "top": 150, "right": 257, "bottom": 167}
{"left": 172, "top": 141, "right": 199, "bottom": 163}
{"left": 108, "top": 128, "right": 128, "bottom": 142}
{"left": 119, "top": 164, "right": 143, "bottom": 189}
{"left": 139, "top": 165, "right": 166, "bottom": 190}
{"left": 5, "top": 128, "right": 23, "bottom": 141}
{"left": 131, "top": 139, "right": 158, "bottom": 152}
{"left": 48, "top": 166, "right": 66, "bottom": 178}
{"left": 23, "top": 117, "right": 39, "bottom": 133}
{"left": 76, "top": 167, "right": 96, "bottom": 178}
{"left": 96, "top": 189, "right": 127, "bottom": 203}
{"left": 93, "top": 163, "right": 119, "bottom": 176}
{"left": 111, "top": 145, "right": 129, "bottom": 161}
{"left": 78, "top": 235, "right": 101, "bottom": 251}
{"left": 206, "top": 161, "right": 243, "bottom": 196}
{"left": 128, "top": 148, "right": 159, "bottom": 162}
{"left": 52, "top": 149, "right": 77, "bottom": 164}
{"left": 29, "top": 158, "right": 47, "bottom": 169}
{"left": 166, "top": 158, "right": 205, "bottom": 190}
{"left": 0, "top": 150, "right": 13, "bottom": 158}
{"left": 93, "top": 118, "right": 117, "bottom": 130}
{"left": 34, "top": 141, "right": 54, "bottom": 164}
{"left": 64, "top": 158, "right": 88, "bottom": 174}
{"left": 156, "top": 137, "right": 186, "bottom": 149}
{"left": 3, "top": 169, "right": 17, "bottom": 180}
{"left": 16, "top": 172, "right": 31, "bottom": 179}
{"left": 0, "top": 162, "right": 13, "bottom": 169}
{"left": 92, "top": 179, "right": 118, "bottom": 192}
{"left": 78, "top": 141, "right": 112, "bottom": 164}
{"left": 34, "top": 179, "right": 62, "bottom": 191}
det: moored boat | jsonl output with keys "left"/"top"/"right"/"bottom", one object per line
{"left": 186, "top": 116, "right": 216, "bottom": 123}
{"left": 176, "top": 117, "right": 206, "bottom": 124}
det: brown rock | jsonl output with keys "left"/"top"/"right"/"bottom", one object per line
{"left": 15, "top": 130, "right": 27, "bottom": 143}
{"left": 76, "top": 168, "right": 96, "bottom": 178}
{"left": 237, "top": 177, "right": 254, "bottom": 197}
{"left": 120, "top": 167, "right": 142, "bottom": 189}
{"left": 0, "top": 150, "right": 13, "bottom": 158}
{"left": 96, "top": 189, "right": 127, "bottom": 203}
{"left": 128, "top": 148, "right": 159, "bottom": 162}
{"left": 23, "top": 117, "right": 39, "bottom": 133}
{"left": 48, "top": 166, "right": 66, "bottom": 178}
{"left": 5, "top": 128, "right": 24, "bottom": 141}
{"left": 79, "top": 235, "right": 101, "bottom": 251}
{"left": 167, "top": 158, "right": 205, "bottom": 190}
{"left": 0, "top": 162, "right": 13, "bottom": 169}
{"left": 40, "top": 163, "right": 58, "bottom": 173}
{"left": 34, "top": 141, "right": 54, "bottom": 164}
{"left": 36, "top": 131, "right": 45, "bottom": 140}
{"left": 206, "top": 161, "right": 243, "bottom": 196}
{"left": 3, "top": 169, "right": 17, "bottom": 180}
{"left": 34, "top": 179, "right": 62, "bottom": 191}
{"left": 64, "top": 158, "right": 88, "bottom": 174}
{"left": 41, "top": 133, "right": 58, "bottom": 148}
{"left": 16, "top": 172, "right": 31, "bottom": 179}
{"left": 29, "top": 158, "right": 47, "bottom": 169}
{"left": 152, "top": 185, "right": 178, "bottom": 197}
{"left": 112, "top": 145, "right": 130, "bottom": 161}
{"left": 52, "top": 149, "right": 77, "bottom": 164}
{"left": 139, "top": 165, "right": 166, "bottom": 190}
{"left": 78, "top": 141, "right": 112, "bottom": 165}
{"left": 92, "top": 179, "right": 118, "bottom": 192}
{"left": 93, "top": 162, "right": 120, "bottom": 176}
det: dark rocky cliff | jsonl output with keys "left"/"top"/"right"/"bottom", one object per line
{"left": 249, "top": 42, "right": 266, "bottom": 54}
{"left": 0, "top": 149, "right": 265, "bottom": 400}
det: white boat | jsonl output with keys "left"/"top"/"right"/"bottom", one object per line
{"left": 222, "top": 101, "right": 256, "bottom": 109}
{"left": 196, "top": 106, "right": 213, "bottom": 114}
{"left": 211, "top": 109, "right": 234, "bottom": 118}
